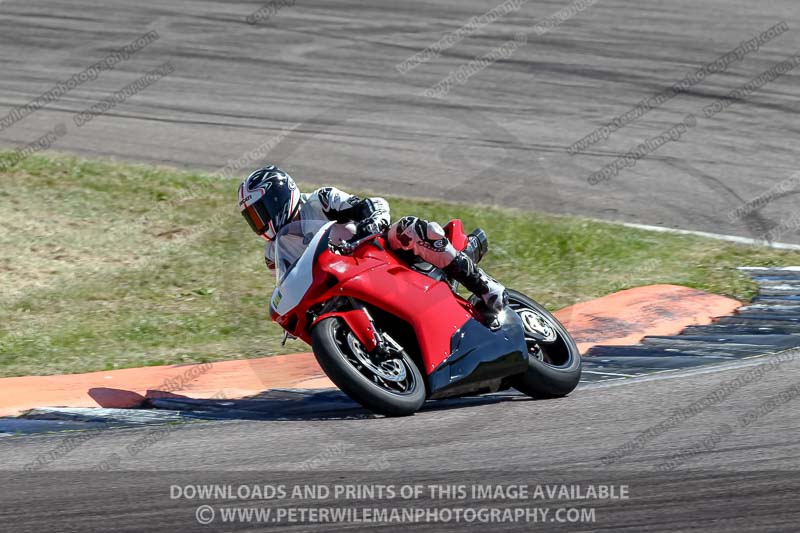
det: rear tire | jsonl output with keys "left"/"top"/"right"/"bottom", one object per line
{"left": 311, "top": 317, "right": 426, "bottom": 416}
{"left": 506, "top": 290, "right": 582, "bottom": 398}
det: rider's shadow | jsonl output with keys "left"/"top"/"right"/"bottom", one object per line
{"left": 136, "top": 388, "right": 529, "bottom": 422}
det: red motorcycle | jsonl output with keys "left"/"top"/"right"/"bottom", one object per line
{"left": 270, "top": 219, "right": 581, "bottom": 416}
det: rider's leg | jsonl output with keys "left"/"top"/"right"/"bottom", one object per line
{"left": 442, "top": 251, "right": 508, "bottom": 316}
{"left": 386, "top": 216, "right": 507, "bottom": 316}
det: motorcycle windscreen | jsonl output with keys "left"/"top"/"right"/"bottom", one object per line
{"left": 272, "top": 220, "right": 334, "bottom": 316}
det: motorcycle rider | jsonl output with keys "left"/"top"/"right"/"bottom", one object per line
{"left": 237, "top": 165, "right": 508, "bottom": 318}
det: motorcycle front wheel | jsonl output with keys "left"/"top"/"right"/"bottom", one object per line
{"left": 311, "top": 317, "right": 426, "bottom": 416}
{"left": 506, "top": 289, "right": 582, "bottom": 398}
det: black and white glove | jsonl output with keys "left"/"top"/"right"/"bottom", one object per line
{"left": 355, "top": 219, "right": 386, "bottom": 239}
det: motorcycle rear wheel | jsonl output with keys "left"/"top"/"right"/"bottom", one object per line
{"left": 506, "top": 289, "right": 582, "bottom": 398}
{"left": 311, "top": 317, "right": 426, "bottom": 416}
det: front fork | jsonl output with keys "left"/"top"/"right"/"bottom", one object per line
{"left": 312, "top": 298, "right": 408, "bottom": 361}
{"left": 313, "top": 298, "right": 381, "bottom": 352}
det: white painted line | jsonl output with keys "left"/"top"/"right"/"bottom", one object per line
{"left": 740, "top": 266, "right": 800, "bottom": 271}
{"left": 582, "top": 370, "right": 637, "bottom": 377}
{"left": 739, "top": 305, "right": 800, "bottom": 311}
{"left": 618, "top": 222, "right": 800, "bottom": 250}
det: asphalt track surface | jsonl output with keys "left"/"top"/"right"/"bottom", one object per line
{"left": 2, "top": 354, "right": 800, "bottom": 531}
{"left": 2, "top": 2, "right": 800, "bottom": 531}
{"left": 1, "top": 0, "right": 799, "bottom": 242}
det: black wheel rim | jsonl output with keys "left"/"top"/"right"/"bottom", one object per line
{"left": 507, "top": 296, "right": 572, "bottom": 367}
{"left": 332, "top": 321, "right": 418, "bottom": 396}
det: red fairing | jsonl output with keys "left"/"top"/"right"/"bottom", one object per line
{"left": 443, "top": 219, "right": 468, "bottom": 251}
{"left": 320, "top": 240, "right": 473, "bottom": 373}
{"left": 272, "top": 222, "right": 475, "bottom": 375}
{"left": 328, "top": 260, "right": 473, "bottom": 373}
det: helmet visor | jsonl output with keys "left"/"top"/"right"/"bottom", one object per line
{"left": 240, "top": 180, "right": 298, "bottom": 238}
{"left": 241, "top": 201, "right": 273, "bottom": 236}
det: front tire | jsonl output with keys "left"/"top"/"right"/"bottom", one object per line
{"left": 506, "top": 290, "right": 582, "bottom": 398}
{"left": 311, "top": 317, "right": 426, "bottom": 416}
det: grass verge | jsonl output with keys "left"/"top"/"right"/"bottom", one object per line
{"left": 1, "top": 152, "right": 798, "bottom": 377}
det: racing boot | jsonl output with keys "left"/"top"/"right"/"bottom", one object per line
{"left": 463, "top": 228, "right": 488, "bottom": 264}
{"left": 444, "top": 252, "right": 508, "bottom": 325}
